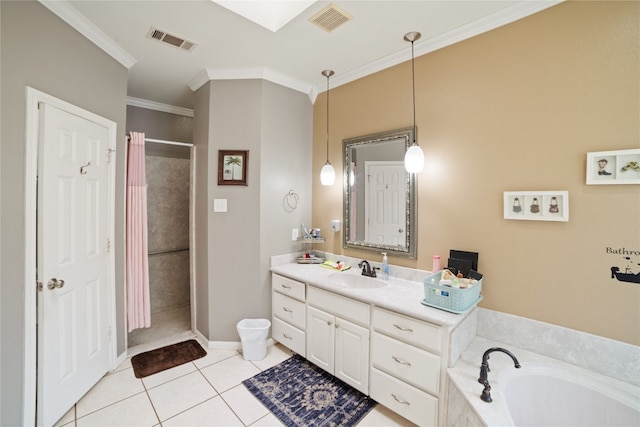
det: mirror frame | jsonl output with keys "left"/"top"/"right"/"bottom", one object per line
{"left": 342, "top": 127, "right": 417, "bottom": 259}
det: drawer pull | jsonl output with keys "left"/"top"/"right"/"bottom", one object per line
{"left": 282, "top": 307, "right": 293, "bottom": 313}
{"left": 391, "top": 394, "right": 410, "bottom": 405}
{"left": 280, "top": 284, "right": 292, "bottom": 289}
{"left": 327, "top": 321, "right": 333, "bottom": 326}
{"left": 282, "top": 333, "right": 293, "bottom": 340}
{"left": 393, "top": 324, "right": 413, "bottom": 332}
{"left": 392, "top": 356, "right": 412, "bottom": 366}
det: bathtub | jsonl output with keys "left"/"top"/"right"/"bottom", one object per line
{"left": 448, "top": 337, "right": 640, "bottom": 426}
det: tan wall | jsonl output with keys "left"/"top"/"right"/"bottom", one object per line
{"left": 312, "top": 1, "right": 640, "bottom": 345}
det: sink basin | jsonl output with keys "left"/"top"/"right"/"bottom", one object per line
{"left": 328, "top": 273, "right": 388, "bottom": 289}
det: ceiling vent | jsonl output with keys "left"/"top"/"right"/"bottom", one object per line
{"left": 146, "top": 27, "right": 197, "bottom": 52}
{"left": 309, "top": 3, "right": 352, "bottom": 32}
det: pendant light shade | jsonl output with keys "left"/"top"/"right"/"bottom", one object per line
{"left": 403, "top": 31, "right": 424, "bottom": 174}
{"left": 320, "top": 69, "right": 335, "bottom": 186}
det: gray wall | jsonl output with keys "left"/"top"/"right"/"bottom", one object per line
{"left": 0, "top": 2, "right": 128, "bottom": 425}
{"left": 195, "top": 79, "right": 312, "bottom": 341}
{"left": 126, "top": 105, "right": 192, "bottom": 143}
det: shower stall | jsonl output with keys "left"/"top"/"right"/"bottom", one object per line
{"left": 127, "top": 139, "right": 193, "bottom": 348}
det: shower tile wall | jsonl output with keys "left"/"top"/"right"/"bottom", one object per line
{"left": 146, "top": 155, "right": 190, "bottom": 313}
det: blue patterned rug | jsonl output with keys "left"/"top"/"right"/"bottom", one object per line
{"left": 242, "top": 355, "right": 377, "bottom": 426}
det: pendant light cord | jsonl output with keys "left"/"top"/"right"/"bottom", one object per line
{"left": 326, "top": 74, "right": 330, "bottom": 162}
{"left": 411, "top": 39, "right": 416, "bottom": 144}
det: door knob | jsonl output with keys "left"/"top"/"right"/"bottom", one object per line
{"left": 47, "top": 278, "right": 65, "bottom": 290}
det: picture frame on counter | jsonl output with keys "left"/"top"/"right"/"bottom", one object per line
{"left": 503, "top": 191, "right": 569, "bottom": 222}
{"left": 586, "top": 149, "right": 640, "bottom": 185}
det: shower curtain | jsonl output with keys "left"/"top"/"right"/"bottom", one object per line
{"left": 126, "top": 131, "right": 150, "bottom": 332}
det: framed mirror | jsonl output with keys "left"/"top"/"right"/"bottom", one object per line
{"left": 343, "top": 127, "right": 417, "bottom": 258}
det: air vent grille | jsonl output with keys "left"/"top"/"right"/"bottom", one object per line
{"left": 146, "top": 27, "right": 197, "bottom": 52}
{"left": 309, "top": 3, "right": 352, "bottom": 32}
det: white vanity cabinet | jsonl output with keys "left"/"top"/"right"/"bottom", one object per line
{"left": 369, "top": 307, "right": 442, "bottom": 426}
{"left": 271, "top": 274, "right": 306, "bottom": 356}
{"left": 306, "top": 286, "right": 370, "bottom": 395}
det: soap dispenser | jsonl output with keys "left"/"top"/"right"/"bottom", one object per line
{"left": 381, "top": 252, "right": 389, "bottom": 281}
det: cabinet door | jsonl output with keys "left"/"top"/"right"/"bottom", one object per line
{"left": 306, "top": 306, "right": 335, "bottom": 375}
{"left": 335, "top": 318, "right": 369, "bottom": 394}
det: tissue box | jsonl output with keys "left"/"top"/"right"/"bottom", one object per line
{"left": 422, "top": 270, "right": 483, "bottom": 314}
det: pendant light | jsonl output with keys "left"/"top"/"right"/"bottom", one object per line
{"left": 320, "top": 69, "right": 336, "bottom": 186}
{"left": 403, "top": 31, "right": 425, "bottom": 174}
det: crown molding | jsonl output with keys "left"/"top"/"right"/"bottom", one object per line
{"left": 188, "top": 67, "right": 315, "bottom": 102}
{"left": 38, "top": 0, "right": 137, "bottom": 69}
{"left": 312, "top": 0, "right": 564, "bottom": 97}
{"left": 126, "top": 97, "right": 194, "bottom": 117}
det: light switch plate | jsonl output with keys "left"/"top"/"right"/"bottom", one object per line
{"left": 291, "top": 228, "right": 299, "bottom": 241}
{"left": 213, "top": 199, "right": 227, "bottom": 212}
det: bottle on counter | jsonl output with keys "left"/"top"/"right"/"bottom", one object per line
{"left": 432, "top": 255, "right": 441, "bottom": 272}
{"left": 381, "top": 252, "right": 389, "bottom": 280}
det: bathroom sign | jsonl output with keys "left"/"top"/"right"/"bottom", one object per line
{"left": 606, "top": 247, "right": 640, "bottom": 284}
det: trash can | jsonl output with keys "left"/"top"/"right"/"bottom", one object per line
{"left": 237, "top": 318, "right": 271, "bottom": 361}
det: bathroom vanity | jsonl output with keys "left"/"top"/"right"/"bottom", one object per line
{"left": 270, "top": 256, "right": 477, "bottom": 426}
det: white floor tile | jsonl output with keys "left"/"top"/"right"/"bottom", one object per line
{"left": 146, "top": 371, "right": 217, "bottom": 421}
{"left": 162, "top": 396, "right": 244, "bottom": 426}
{"left": 200, "top": 354, "right": 261, "bottom": 393}
{"left": 249, "top": 412, "right": 287, "bottom": 427}
{"left": 250, "top": 343, "right": 293, "bottom": 371}
{"left": 76, "top": 368, "right": 145, "bottom": 417}
{"left": 76, "top": 392, "right": 159, "bottom": 426}
{"left": 142, "top": 360, "right": 197, "bottom": 389}
{"left": 221, "top": 384, "right": 270, "bottom": 425}
{"left": 193, "top": 348, "right": 239, "bottom": 369}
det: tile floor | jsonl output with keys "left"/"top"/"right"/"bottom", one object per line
{"left": 54, "top": 336, "right": 417, "bottom": 427}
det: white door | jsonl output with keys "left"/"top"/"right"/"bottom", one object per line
{"left": 334, "top": 318, "right": 369, "bottom": 394}
{"left": 365, "top": 161, "right": 406, "bottom": 245}
{"left": 37, "top": 103, "right": 113, "bottom": 426}
{"left": 306, "top": 306, "right": 335, "bottom": 375}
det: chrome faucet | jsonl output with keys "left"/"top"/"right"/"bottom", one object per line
{"left": 357, "top": 260, "right": 378, "bottom": 278}
{"left": 478, "top": 347, "right": 521, "bottom": 403}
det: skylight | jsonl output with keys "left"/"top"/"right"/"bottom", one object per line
{"left": 213, "top": 0, "right": 317, "bottom": 32}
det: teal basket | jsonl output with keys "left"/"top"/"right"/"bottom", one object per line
{"left": 422, "top": 270, "right": 483, "bottom": 314}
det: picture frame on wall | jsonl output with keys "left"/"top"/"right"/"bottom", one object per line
{"left": 586, "top": 149, "right": 640, "bottom": 185}
{"left": 218, "top": 150, "right": 249, "bottom": 186}
{"left": 503, "top": 191, "right": 569, "bottom": 222}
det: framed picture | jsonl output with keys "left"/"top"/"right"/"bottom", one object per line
{"left": 218, "top": 150, "right": 248, "bottom": 186}
{"left": 504, "top": 191, "right": 569, "bottom": 222}
{"left": 586, "top": 149, "right": 640, "bottom": 185}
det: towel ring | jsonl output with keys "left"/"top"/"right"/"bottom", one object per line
{"left": 286, "top": 190, "right": 299, "bottom": 210}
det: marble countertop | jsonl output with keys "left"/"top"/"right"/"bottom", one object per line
{"left": 270, "top": 262, "right": 472, "bottom": 328}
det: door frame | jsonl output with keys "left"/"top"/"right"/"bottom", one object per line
{"left": 23, "top": 87, "right": 117, "bottom": 424}
{"left": 122, "top": 140, "right": 197, "bottom": 352}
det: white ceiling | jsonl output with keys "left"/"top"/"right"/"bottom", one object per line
{"left": 52, "top": 0, "right": 562, "bottom": 110}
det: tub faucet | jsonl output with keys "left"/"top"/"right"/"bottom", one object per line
{"left": 358, "top": 260, "right": 378, "bottom": 278}
{"left": 478, "top": 347, "right": 521, "bottom": 403}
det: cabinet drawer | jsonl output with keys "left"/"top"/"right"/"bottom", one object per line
{"left": 272, "top": 274, "right": 306, "bottom": 302}
{"left": 371, "top": 332, "right": 440, "bottom": 395}
{"left": 370, "top": 367, "right": 438, "bottom": 427}
{"left": 272, "top": 292, "right": 306, "bottom": 330}
{"left": 307, "top": 286, "right": 370, "bottom": 326}
{"left": 372, "top": 307, "right": 441, "bottom": 353}
{"left": 272, "top": 317, "right": 305, "bottom": 356}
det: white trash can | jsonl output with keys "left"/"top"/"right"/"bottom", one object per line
{"left": 237, "top": 318, "right": 271, "bottom": 361}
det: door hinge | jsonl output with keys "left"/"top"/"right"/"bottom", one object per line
{"left": 107, "top": 148, "right": 115, "bottom": 163}
{"left": 106, "top": 238, "right": 111, "bottom": 253}
{"left": 108, "top": 326, "right": 113, "bottom": 341}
